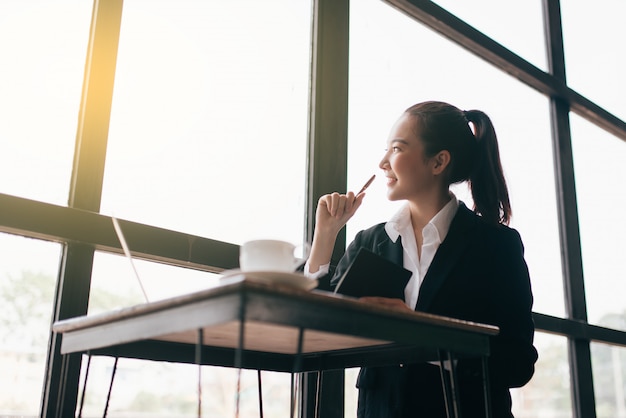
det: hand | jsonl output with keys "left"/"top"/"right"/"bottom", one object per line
{"left": 306, "top": 191, "right": 366, "bottom": 274}
{"left": 315, "top": 191, "right": 365, "bottom": 236}
{"left": 359, "top": 296, "right": 412, "bottom": 312}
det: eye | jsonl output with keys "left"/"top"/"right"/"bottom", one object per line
{"left": 384, "top": 143, "right": 403, "bottom": 153}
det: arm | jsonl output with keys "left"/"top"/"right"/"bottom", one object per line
{"left": 488, "top": 227, "right": 538, "bottom": 388}
{"left": 432, "top": 222, "right": 537, "bottom": 389}
{"left": 307, "top": 191, "right": 365, "bottom": 273}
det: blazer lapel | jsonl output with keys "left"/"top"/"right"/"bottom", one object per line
{"left": 416, "top": 204, "right": 478, "bottom": 311}
{"left": 376, "top": 235, "right": 404, "bottom": 266}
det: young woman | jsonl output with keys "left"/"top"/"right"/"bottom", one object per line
{"left": 306, "top": 101, "right": 537, "bottom": 417}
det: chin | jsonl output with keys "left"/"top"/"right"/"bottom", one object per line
{"left": 386, "top": 190, "right": 402, "bottom": 201}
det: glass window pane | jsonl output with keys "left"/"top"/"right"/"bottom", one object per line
{"left": 0, "top": 1, "right": 91, "bottom": 205}
{"left": 0, "top": 233, "right": 61, "bottom": 416}
{"left": 571, "top": 114, "right": 626, "bottom": 331}
{"left": 561, "top": 1, "right": 626, "bottom": 121}
{"left": 78, "top": 357, "right": 292, "bottom": 416}
{"left": 87, "top": 252, "right": 293, "bottom": 416}
{"left": 348, "top": 0, "right": 564, "bottom": 318}
{"left": 89, "top": 251, "right": 221, "bottom": 313}
{"left": 511, "top": 332, "right": 573, "bottom": 417}
{"left": 431, "top": 0, "right": 547, "bottom": 71}
{"left": 346, "top": 333, "right": 572, "bottom": 417}
{"left": 345, "top": 367, "right": 359, "bottom": 417}
{"left": 100, "top": 0, "right": 312, "bottom": 246}
{"left": 591, "top": 342, "right": 626, "bottom": 418}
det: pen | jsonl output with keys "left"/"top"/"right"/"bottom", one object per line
{"left": 357, "top": 174, "right": 376, "bottom": 195}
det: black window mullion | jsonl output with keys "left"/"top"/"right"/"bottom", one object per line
{"left": 543, "top": 1, "right": 596, "bottom": 417}
{"left": 303, "top": 0, "right": 350, "bottom": 417}
{"left": 41, "top": 0, "right": 124, "bottom": 416}
{"left": 306, "top": 0, "right": 350, "bottom": 263}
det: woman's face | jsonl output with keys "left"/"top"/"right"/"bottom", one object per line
{"left": 378, "top": 113, "right": 441, "bottom": 202}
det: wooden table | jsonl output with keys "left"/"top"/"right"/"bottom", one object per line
{"left": 53, "top": 277, "right": 499, "bottom": 417}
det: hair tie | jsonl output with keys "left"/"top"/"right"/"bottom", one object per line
{"left": 463, "top": 110, "right": 477, "bottom": 137}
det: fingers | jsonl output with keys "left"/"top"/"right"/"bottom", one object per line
{"left": 315, "top": 190, "right": 367, "bottom": 236}
{"left": 321, "top": 192, "right": 359, "bottom": 218}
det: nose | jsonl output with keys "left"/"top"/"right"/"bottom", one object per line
{"left": 379, "top": 151, "right": 390, "bottom": 170}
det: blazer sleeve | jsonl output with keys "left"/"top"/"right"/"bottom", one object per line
{"left": 486, "top": 227, "right": 538, "bottom": 388}
{"left": 426, "top": 218, "right": 538, "bottom": 390}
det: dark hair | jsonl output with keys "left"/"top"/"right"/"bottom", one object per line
{"left": 405, "top": 101, "right": 511, "bottom": 225}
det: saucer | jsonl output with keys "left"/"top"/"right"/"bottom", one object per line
{"left": 221, "top": 269, "right": 318, "bottom": 291}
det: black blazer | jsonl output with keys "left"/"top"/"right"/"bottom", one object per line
{"left": 324, "top": 203, "right": 537, "bottom": 418}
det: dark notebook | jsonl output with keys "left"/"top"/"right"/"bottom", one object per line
{"left": 333, "top": 248, "right": 412, "bottom": 299}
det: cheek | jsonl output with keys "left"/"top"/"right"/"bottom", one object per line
{"left": 390, "top": 154, "right": 406, "bottom": 170}
{"left": 392, "top": 155, "right": 416, "bottom": 176}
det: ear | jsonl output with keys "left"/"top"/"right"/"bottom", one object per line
{"left": 431, "top": 150, "right": 451, "bottom": 175}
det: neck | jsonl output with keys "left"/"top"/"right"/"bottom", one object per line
{"left": 408, "top": 191, "right": 451, "bottom": 231}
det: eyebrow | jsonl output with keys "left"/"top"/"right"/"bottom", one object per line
{"left": 390, "top": 139, "right": 410, "bottom": 146}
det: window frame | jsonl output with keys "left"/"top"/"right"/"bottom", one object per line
{"left": 0, "top": 0, "right": 624, "bottom": 416}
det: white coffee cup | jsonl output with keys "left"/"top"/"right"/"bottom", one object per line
{"left": 239, "top": 239, "right": 309, "bottom": 272}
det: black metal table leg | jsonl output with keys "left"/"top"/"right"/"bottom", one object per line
{"left": 482, "top": 356, "right": 492, "bottom": 418}
{"left": 103, "top": 357, "right": 118, "bottom": 418}
{"left": 438, "top": 350, "right": 462, "bottom": 418}
{"left": 257, "top": 370, "right": 264, "bottom": 418}
{"left": 234, "top": 296, "right": 247, "bottom": 418}
{"left": 196, "top": 328, "right": 203, "bottom": 418}
{"left": 77, "top": 353, "right": 91, "bottom": 418}
{"left": 291, "top": 327, "right": 304, "bottom": 418}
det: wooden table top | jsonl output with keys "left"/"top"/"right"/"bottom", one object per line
{"left": 53, "top": 277, "right": 498, "bottom": 371}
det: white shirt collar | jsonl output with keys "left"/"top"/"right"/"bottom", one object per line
{"left": 385, "top": 193, "right": 460, "bottom": 244}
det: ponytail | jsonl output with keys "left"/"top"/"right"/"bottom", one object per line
{"left": 464, "top": 109, "right": 511, "bottom": 225}
{"left": 405, "top": 101, "right": 511, "bottom": 225}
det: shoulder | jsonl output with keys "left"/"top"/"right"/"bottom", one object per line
{"left": 355, "top": 222, "right": 387, "bottom": 239}
{"left": 343, "top": 222, "right": 397, "bottom": 259}
{"left": 455, "top": 204, "right": 524, "bottom": 250}
{"left": 351, "top": 222, "right": 391, "bottom": 247}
